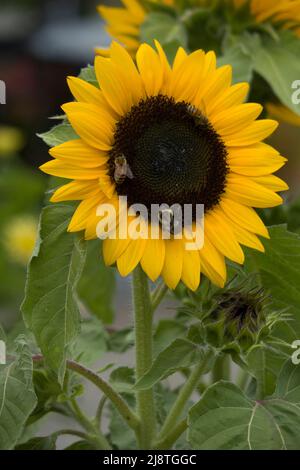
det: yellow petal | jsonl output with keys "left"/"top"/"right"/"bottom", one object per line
{"left": 195, "top": 65, "right": 232, "bottom": 110}
{"left": 40, "top": 159, "right": 107, "bottom": 180}
{"left": 228, "top": 142, "right": 280, "bottom": 161}
{"left": 161, "top": 239, "right": 184, "bottom": 289}
{"left": 95, "top": 49, "right": 143, "bottom": 116}
{"left": 225, "top": 120, "right": 278, "bottom": 146}
{"left": 117, "top": 238, "right": 147, "bottom": 277}
{"left": 110, "top": 41, "right": 145, "bottom": 101}
{"left": 231, "top": 223, "right": 265, "bottom": 252}
{"left": 49, "top": 139, "right": 109, "bottom": 168}
{"left": 154, "top": 40, "right": 171, "bottom": 83}
{"left": 68, "top": 198, "right": 100, "bottom": 232}
{"left": 141, "top": 238, "right": 165, "bottom": 282}
{"left": 205, "top": 208, "right": 245, "bottom": 264}
{"left": 181, "top": 248, "right": 201, "bottom": 291}
{"left": 61, "top": 104, "right": 114, "bottom": 151}
{"left": 67, "top": 76, "right": 106, "bottom": 107}
{"left": 220, "top": 198, "right": 269, "bottom": 238}
{"left": 219, "top": 208, "right": 265, "bottom": 252}
{"left": 168, "top": 50, "right": 206, "bottom": 103}
{"left": 173, "top": 47, "right": 188, "bottom": 70}
{"left": 136, "top": 44, "right": 163, "bottom": 96}
{"left": 202, "top": 51, "right": 217, "bottom": 79}
{"left": 50, "top": 180, "right": 99, "bottom": 202}
{"left": 228, "top": 143, "right": 286, "bottom": 175}
{"left": 199, "top": 236, "right": 226, "bottom": 288}
{"left": 207, "top": 82, "right": 249, "bottom": 115}
{"left": 225, "top": 174, "right": 283, "bottom": 207}
{"left": 211, "top": 103, "right": 262, "bottom": 136}
{"left": 199, "top": 234, "right": 227, "bottom": 281}
{"left": 250, "top": 175, "right": 289, "bottom": 192}
{"left": 99, "top": 173, "right": 116, "bottom": 199}
{"left": 94, "top": 56, "right": 131, "bottom": 116}
{"left": 103, "top": 237, "right": 131, "bottom": 265}
{"left": 62, "top": 101, "right": 115, "bottom": 128}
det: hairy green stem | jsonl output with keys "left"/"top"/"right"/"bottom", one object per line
{"left": 69, "top": 399, "right": 111, "bottom": 450}
{"left": 32, "top": 355, "right": 139, "bottom": 433}
{"left": 158, "top": 359, "right": 209, "bottom": 443}
{"left": 95, "top": 396, "right": 107, "bottom": 429}
{"left": 66, "top": 360, "right": 140, "bottom": 432}
{"left": 154, "top": 419, "right": 188, "bottom": 450}
{"left": 54, "top": 429, "right": 88, "bottom": 440}
{"left": 132, "top": 265, "right": 156, "bottom": 449}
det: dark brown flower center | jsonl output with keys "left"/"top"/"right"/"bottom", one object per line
{"left": 109, "top": 95, "right": 228, "bottom": 218}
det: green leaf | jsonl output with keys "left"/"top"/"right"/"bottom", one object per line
{"left": 78, "top": 240, "right": 115, "bottom": 324}
{"left": 219, "top": 42, "right": 253, "bottom": 84}
{"left": 135, "top": 339, "right": 212, "bottom": 390}
{"left": 22, "top": 204, "right": 86, "bottom": 384}
{"left": 246, "top": 344, "right": 284, "bottom": 398}
{"left": 140, "top": 12, "right": 187, "bottom": 61}
{"left": 188, "top": 380, "right": 300, "bottom": 450}
{"left": 38, "top": 123, "right": 78, "bottom": 148}
{"left": 276, "top": 359, "right": 300, "bottom": 401}
{"left": 0, "top": 337, "right": 37, "bottom": 450}
{"left": 153, "top": 319, "right": 187, "bottom": 357}
{"left": 107, "top": 328, "right": 135, "bottom": 353}
{"left": 287, "top": 196, "right": 300, "bottom": 233}
{"left": 79, "top": 65, "right": 98, "bottom": 87}
{"left": 16, "top": 435, "right": 57, "bottom": 450}
{"left": 108, "top": 396, "right": 136, "bottom": 450}
{"left": 31, "top": 368, "right": 62, "bottom": 422}
{"left": 64, "top": 440, "right": 97, "bottom": 450}
{"left": 245, "top": 225, "right": 300, "bottom": 341}
{"left": 72, "top": 317, "right": 108, "bottom": 366}
{"left": 109, "top": 367, "right": 135, "bottom": 394}
{"left": 239, "top": 33, "right": 300, "bottom": 116}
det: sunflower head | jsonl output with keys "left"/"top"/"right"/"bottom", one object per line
{"left": 98, "top": 0, "right": 300, "bottom": 58}
{"left": 208, "top": 284, "right": 268, "bottom": 350}
{"left": 233, "top": 0, "right": 300, "bottom": 36}
{"left": 40, "top": 40, "right": 287, "bottom": 291}
{"left": 195, "top": 279, "right": 286, "bottom": 354}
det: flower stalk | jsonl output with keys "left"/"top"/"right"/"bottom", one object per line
{"left": 132, "top": 265, "right": 157, "bottom": 449}
{"left": 157, "top": 355, "right": 212, "bottom": 444}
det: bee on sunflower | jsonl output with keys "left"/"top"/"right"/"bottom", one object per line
{"left": 40, "top": 41, "right": 287, "bottom": 291}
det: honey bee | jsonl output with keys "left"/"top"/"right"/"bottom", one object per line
{"left": 159, "top": 208, "right": 180, "bottom": 236}
{"left": 186, "top": 104, "right": 198, "bottom": 116}
{"left": 186, "top": 103, "right": 207, "bottom": 124}
{"left": 114, "top": 155, "right": 134, "bottom": 185}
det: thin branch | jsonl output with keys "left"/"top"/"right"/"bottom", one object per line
{"left": 95, "top": 396, "right": 107, "bottom": 429}
{"left": 154, "top": 419, "right": 188, "bottom": 450}
{"left": 151, "top": 280, "right": 169, "bottom": 312}
{"left": 32, "top": 356, "right": 140, "bottom": 432}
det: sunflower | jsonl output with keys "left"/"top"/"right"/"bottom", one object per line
{"left": 97, "top": 0, "right": 147, "bottom": 56}
{"left": 40, "top": 41, "right": 287, "bottom": 291}
{"left": 98, "top": 0, "right": 300, "bottom": 57}
{"left": 97, "top": 0, "right": 177, "bottom": 56}
{"left": 233, "top": 0, "right": 300, "bottom": 36}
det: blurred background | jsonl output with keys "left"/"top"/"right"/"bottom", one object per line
{"left": 0, "top": 0, "right": 300, "bottom": 447}
{"left": 0, "top": 0, "right": 113, "bottom": 329}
